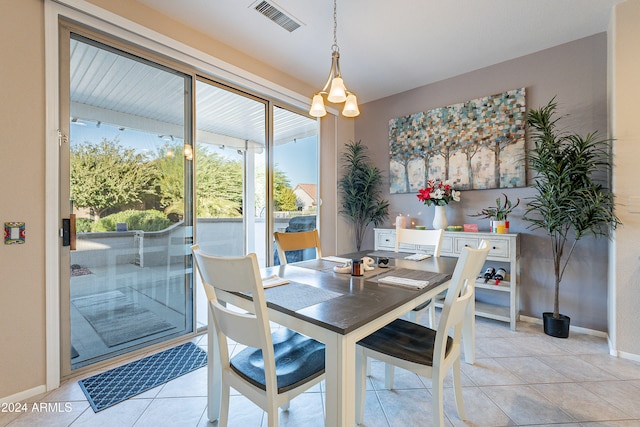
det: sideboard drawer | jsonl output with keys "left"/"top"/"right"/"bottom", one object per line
{"left": 440, "top": 235, "right": 454, "bottom": 254}
{"left": 485, "top": 237, "right": 510, "bottom": 259}
{"left": 375, "top": 229, "right": 396, "bottom": 250}
{"left": 453, "top": 236, "right": 480, "bottom": 254}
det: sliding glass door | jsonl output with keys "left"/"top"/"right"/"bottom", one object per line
{"left": 59, "top": 23, "right": 320, "bottom": 372}
{"left": 61, "top": 33, "right": 194, "bottom": 372}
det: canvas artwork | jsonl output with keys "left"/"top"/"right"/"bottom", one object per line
{"left": 389, "top": 88, "right": 526, "bottom": 194}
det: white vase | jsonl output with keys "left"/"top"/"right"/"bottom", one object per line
{"left": 432, "top": 205, "right": 448, "bottom": 230}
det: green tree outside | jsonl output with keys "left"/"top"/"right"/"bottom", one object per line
{"left": 70, "top": 138, "right": 156, "bottom": 218}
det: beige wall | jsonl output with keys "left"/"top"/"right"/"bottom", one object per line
{"left": 0, "top": 0, "right": 47, "bottom": 399}
{"left": 611, "top": 0, "right": 640, "bottom": 357}
{"left": 356, "top": 34, "right": 611, "bottom": 331}
{"left": 0, "top": 0, "right": 351, "bottom": 400}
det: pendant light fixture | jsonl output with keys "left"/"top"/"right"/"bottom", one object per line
{"left": 309, "top": 0, "right": 360, "bottom": 118}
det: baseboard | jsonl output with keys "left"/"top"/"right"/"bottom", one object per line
{"left": 0, "top": 385, "right": 47, "bottom": 405}
{"left": 520, "top": 315, "right": 640, "bottom": 362}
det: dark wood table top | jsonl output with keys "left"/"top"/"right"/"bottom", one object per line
{"left": 252, "top": 251, "right": 457, "bottom": 335}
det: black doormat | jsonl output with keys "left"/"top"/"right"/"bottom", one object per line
{"left": 78, "top": 342, "right": 207, "bottom": 412}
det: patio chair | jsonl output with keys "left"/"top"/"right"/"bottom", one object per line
{"left": 274, "top": 229, "right": 322, "bottom": 265}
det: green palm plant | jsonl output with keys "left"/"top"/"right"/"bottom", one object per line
{"left": 524, "top": 98, "right": 620, "bottom": 332}
{"left": 338, "top": 140, "right": 390, "bottom": 251}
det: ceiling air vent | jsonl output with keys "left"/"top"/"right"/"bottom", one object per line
{"left": 253, "top": 0, "right": 302, "bottom": 33}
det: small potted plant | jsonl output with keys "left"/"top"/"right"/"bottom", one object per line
{"left": 470, "top": 193, "right": 520, "bottom": 233}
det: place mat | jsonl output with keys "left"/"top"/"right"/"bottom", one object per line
{"left": 371, "top": 268, "right": 450, "bottom": 291}
{"left": 293, "top": 258, "right": 342, "bottom": 272}
{"left": 265, "top": 282, "right": 343, "bottom": 311}
{"left": 367, "top": 250, "right": 401, "bottom": 259}
{"left": 79, "top": 342, "right": 207, "bottom": 412}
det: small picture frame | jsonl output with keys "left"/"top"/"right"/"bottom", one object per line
{"left": 4, "top": 222, "right": 26, "bottom": 245}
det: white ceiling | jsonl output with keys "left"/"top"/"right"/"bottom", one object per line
{"left": 134, "top": 0, "right": 621, "bottom": 104}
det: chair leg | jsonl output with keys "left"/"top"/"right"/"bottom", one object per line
{"left": 432, "top": 371, "right": 445, "bottom": 427}
{"left": 384, "top": 362, "right": 395, "bottom": 390}
{"left": 281, "top": 401, "right": 290, "bottom": 411}
{"left": 266, "top": 398, "right": 279, "bottom": 427}
{"left": 355, "top": 347, "right": 367, "bottom": 425}
{"left": 428, "top": 303, "right": 436, "bottom": 329}
{"left": 452, "top": 357, "right": 466, "bottom": 420}
{"left": 219, "top": 384, "right": 230, "bottom": 427}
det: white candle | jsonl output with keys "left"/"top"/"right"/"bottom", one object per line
{"left": 396, "top": 215, "right": 407, "bottom": 229}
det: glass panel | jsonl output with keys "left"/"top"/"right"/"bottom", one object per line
{"left": 272, "top": 107, "right": 319, "bottom": 264}
{"left": 194, "top": 80, "right": 266, "bottom": 328}
{"left": 68, "top": 36, "right": 193, "bottom": 369}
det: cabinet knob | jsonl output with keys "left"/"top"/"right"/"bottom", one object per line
{"left": 493, "top": 246, "right": 497, "bottom": 250}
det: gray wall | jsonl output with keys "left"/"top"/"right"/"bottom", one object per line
{"left": 355, "top": 33, "right": 609, "bottom": 331}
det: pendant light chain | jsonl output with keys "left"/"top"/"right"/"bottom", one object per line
{"left": 332, "top": 0, "right": 338, "bottom": 51}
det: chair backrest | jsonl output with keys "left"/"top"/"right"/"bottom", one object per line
{"left": 394, "top": 228, "right": 444, "bottom": 257}
{"left": 434, "top": 240, "right": 490, "bottom": 366}
{"left": 274, "top": 229, "right": 322, "bottom": 265}
{"left": 191, "top": 245, "right": 278, "bottom": 390}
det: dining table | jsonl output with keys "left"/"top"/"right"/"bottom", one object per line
{"left": 205, "top": 251, "right": 474, "bottom": 427}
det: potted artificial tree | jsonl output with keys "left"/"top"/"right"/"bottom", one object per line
{"left": 338, "top": 140, "right": 389, "bottom": 251}
{"left": 470, "top": 193, "right": 520, "bottom": 233}
{"left": 524, "top": 98, "right": 620, "bottom": 338}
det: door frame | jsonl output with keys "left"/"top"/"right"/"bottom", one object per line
{"left": 44, "top": 0, "right": 316, "bottom": 390}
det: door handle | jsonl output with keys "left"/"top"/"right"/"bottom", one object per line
{"left": 61, "top": 214, "right": 76, "bottom": 250}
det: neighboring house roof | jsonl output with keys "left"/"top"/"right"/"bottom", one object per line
{"left": 293, "top": 184, "right": 317, "bottom": 206}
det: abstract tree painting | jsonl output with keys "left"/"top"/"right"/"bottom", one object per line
{"left": 389, "top": 88, "right": 526, "bottom": 193}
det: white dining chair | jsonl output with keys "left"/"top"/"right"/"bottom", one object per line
{"left": 191, "top": 245, "right": 325, "bottom": 427}
{"left": 356, "top": 241, "right": 490, "bottom": 427}
{"left": 395, "top": 228, "right": 444, "bottom": 327}
{"left": 274, "top": 229, "right": 322, "bottom": 265}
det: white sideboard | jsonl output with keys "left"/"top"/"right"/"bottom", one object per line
{"left": 374, "top": 228, "right": 520, "bottom": 330}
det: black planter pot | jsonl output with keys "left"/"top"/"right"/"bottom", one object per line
{"left": 543, "top": 312, "right": 570, "bottom": 338}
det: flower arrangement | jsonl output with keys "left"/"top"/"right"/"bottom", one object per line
{"left": 417, "top": 180, "right": 461, "bottom": 206}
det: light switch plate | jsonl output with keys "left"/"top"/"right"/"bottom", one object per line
{"left": 4, "top": 222, "right": 25, "bottom": 244}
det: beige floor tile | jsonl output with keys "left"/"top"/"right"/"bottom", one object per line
{"left": 358, "top": 391, "right": 389, "bottom": 427}
{"left": 582, "top": 380, "right": 640, "bottom": 418}
{"left": 445, "top": 386, "right": 516, "bottom": 427}
{"left": 480, "top": 384, "right": 576, "bottom": 425}
{"left": 460, "top": 358, "right": 524, "bottom": 386}
{"left": 531, "top": 382, "right": 633, "bottom": 421}
{"left": 155, "top": 367, "right": 208, "bottom": 398}
{"left": 537, "top": 355, "right": 620, "bottom": 382}
{"left": 376, "top": 388, "right": 452, "bottom": 427}
{"left": 69, "top": 398, "right": 151, "bottom": 426}
{"left": 133, "top": 397, "right": 207, "bottom": 427}
{"left": 494, "top": 356, "right": 570, "bottom": 384}
{"left": 578, "top": 354, "right": 640, "bottom": 380}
